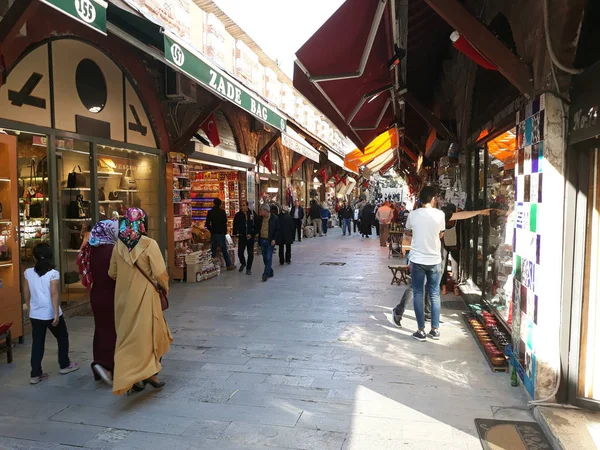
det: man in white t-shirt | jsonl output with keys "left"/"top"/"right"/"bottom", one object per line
{"left": 405, "top": 186, "right": 446, "bottom": 341}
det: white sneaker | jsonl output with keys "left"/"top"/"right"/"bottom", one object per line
{"left": 93, "top": 364, "right": 113, "bottom": 386}
{"left": 59, "top": 362, "right": 80, "bottom": 374}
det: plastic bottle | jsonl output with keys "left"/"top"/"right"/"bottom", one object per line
{"left": 511, "top": 365, "right": 519, "bottom": 387}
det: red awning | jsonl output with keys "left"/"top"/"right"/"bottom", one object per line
{"left": 294, "top": 0, "right": 397, "bottom": 151}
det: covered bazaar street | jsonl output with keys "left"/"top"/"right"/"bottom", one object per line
{"left": 0, "top": 229, "right": 531, "bottom": 450}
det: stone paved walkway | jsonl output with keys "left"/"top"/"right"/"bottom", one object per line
{"left": 0, "top": 228, "right": 532, "bottom": 449}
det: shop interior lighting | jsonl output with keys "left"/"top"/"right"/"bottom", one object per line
{"left": 267, "top": 187, "right": 279, "bottom": 193}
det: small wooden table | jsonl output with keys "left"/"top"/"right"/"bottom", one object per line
{"left": 389, "top": 265, "right": 410, "bottom": 285}
{"left": 0, "top": 322, "right": 13, "bottom": 364}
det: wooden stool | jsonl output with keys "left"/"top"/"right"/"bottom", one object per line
{"left": 389, "top": 265, "right": 410, "bottom": 286}
{"left": 0, "top": 322, "right": 13, "bottom": 364}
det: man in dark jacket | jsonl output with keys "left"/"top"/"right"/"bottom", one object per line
{"left": 255, "top": 203, "right": 281, "bottom": 281}
{"left": 290, "top": 200, "right": 304, "bottom": 242}
{"left": 232, "top": 200, "right": 256, "bottom": 275}
{"left": 308, "top": 200, "right": 322, "bottom": 237}
{"left": 340, "top": 202, "right": 353, "bottom": 236}
{"left": 277, "top": 206, "right": 295, "bottom": 265}
{"left": 206, "top": 198, "right": 236, "bottom": 270}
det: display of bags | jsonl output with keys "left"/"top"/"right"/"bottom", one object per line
{"left": 67, "top": 195, "right": 89, "bottom": 219}
{"left": 29, "top": 202, "right": 42, "bottom": 218}
{"left": 109, "top": 191, "right": 119, "bottom": 201}
{"left": 97, "top": 157, "right": 116, "bottom": 172}
{"left": 98, "top": 187, "right": 106, "bottom": 201}
{"left": 70, "top": 232, "right": 83, "bottom": 250}
{"left": 119, "top": 169, "right": 137, "bottom": 190}
{"left": 67, "top": 166, "right": 86, "bottom": 188}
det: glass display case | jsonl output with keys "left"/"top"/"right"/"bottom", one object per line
{"left": 0, "top": 134, "right": 23, "bottom": 337}
{"left": 56, "top": 138, "right": 92, "bottom": 303}
{"left": 483, "top": 129, "right": 517, "bottom": 329}
{"left": 96, "top": 145, "right": 160, "bottom": 240}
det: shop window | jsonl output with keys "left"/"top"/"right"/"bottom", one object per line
{"left": 96, "top": 145, "right": 160, "bottom": 239}
{"left": 75, "top": 59, "right": 107, "bottom": 114}
{"left": 484, "top": 129, "right": 517, "bottom": 327}
{"left": 578, "top": 149, "right": 600, "bottom": 402}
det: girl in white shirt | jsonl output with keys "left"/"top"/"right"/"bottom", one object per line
{"left": 23, "top": 243, "right": 79, "bottom": 384}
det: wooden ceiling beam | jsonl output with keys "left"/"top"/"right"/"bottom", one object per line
{"left": 422, "top": 0, "right": 534, "bottom": 98}
{"left": 403, "top": 92, "right": 456, "bottom": 142}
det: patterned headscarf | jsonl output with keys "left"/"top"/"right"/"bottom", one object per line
{"left": 77, "top": 219, "right": 118, "bottom": 291}
{"left": 119, "top": 207, "right": 147, "bottom": 252}
{"left": 89, "top": 220, "right": 119, "bottom": 247}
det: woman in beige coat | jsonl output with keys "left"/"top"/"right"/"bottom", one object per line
{"left": 109, "top": 208, "right": 172, "bottom": 395}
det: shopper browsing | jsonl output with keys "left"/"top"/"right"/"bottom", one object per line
{"left": 308, "top": 200, "right": 322, "bottom": 237}
{"left": 23, "top": 243, "right": 79, "bottom": 384}
{"left": 233, "top": 201, "right": 256, "bottom": 275}
{"left": 206, "top": 198, "right": 236, "bottom": 271}
{"left": 405, "top": 186, "right": 446, "bottom": 341}
{"left": 340, "top": 202, "right": 353, "bottom": 236}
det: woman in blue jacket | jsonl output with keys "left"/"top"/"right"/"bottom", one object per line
{"left": 321, "top": 205, "right": 331, "bottom": 235}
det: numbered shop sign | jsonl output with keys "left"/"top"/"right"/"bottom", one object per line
{"left": 164, "top": 33, "right": 286, "bottom": 132}
{"left": 40, "top": 0, "right": 107, "bottom": 34}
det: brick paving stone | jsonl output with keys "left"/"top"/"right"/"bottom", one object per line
{"left": 0, "top": 228, "right": 528, "bottom": 449}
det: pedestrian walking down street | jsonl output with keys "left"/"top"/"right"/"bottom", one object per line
{"left": 255, "top": 203, "right": 281, "bottom": 281}
{"left": 109, "top": 208, "right": 173, "bottom": 395}
{"left": 233, "top": 201, "right": 256, "bottom": 276}
{"left": 353, "top": 204, "right": 360, "bottom": 234}
{"left": 309, "top": 199, "right": 323, "bottom": 237}
{"left": 206, "top": 198, "right": 236, "bottom": 271}
{"left": 77, "top": 219, "right": 118, "bottom": 386}
{"left": 340, "top": 202, "right": 353, "bottom": 235}
{"left": 278, "top": 206, "right": 295, "bottom": 265}
{"left": 290, "top": 200, "right": 304, "bottom": 242}
{"left": 376, "top": 201, "right": 394, "bottom": 247}
{"left": 359, "top": 202, "right": 374, "bottom": 238}
{"left": 321, "top": 205, "right": 331, "bottom": 235}
{"left": 405, "top": 187, "right": 446, "bottom": 342}
{"left": 374, "top": 202, "right": 380, "bottom": 236}
{"left": 24, "top": 243, "right": 80, "bottom": 385}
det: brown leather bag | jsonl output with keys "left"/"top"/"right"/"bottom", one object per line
{"left": 134, "top": 262, "right": 169, "bottom": 311}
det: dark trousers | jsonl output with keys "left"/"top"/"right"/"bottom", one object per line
{"left": 211, "top": 234, "right": 232, "bottom": 267}
{"left": 393, "top": 284, "right": 432, "bottom": 320}
{"left": 293, "top": 219, "right": 302, "bottom": 241}
{"left": 279, "top": 243, "right": 291, "bottom": 264}
{"left": 322, "top": 218, "right": 329, "bottom": 234}
{"left": 353, "top": 219, "right": 359, "bottom": 232}
{"left": 30, "top": 316, "right": 70, "bottom": 377}
{"left": 260, "top": 239, "right": 274, "bottom": 277}
{"left": 238, "top": 236, "right": 255, "bottom": 270}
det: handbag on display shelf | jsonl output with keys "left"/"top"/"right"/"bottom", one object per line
{"left": 134, "top": 262, "right": 169, "bottom": 311}
{"left": 98, "top": 187, "right": 106, "bottom": 201}
{"left": 109, "top": 191, "right": 120, "bottom": 201}
{"left": 67, "top": 165, "right": 86, "bottom": 188}
{"left": 29, "top": 202, "right": 43, "bottom": 219}
{"left": 119, "top": 169, "right": 137, "bottom": 190}
{"left": 70, "top": 232, "right": 83, "bottom": 250}
{"left": 64, "top": 271, "right": 80, "bottom": 285}
{"left": 97, "top": 157, "right": 117, "bottom": 172}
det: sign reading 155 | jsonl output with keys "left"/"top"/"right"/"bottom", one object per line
{"left": 75, "top": 0, "right": 97, "bottom": 23}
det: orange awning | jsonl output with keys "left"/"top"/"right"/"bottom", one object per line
{"left": 344, "top": 128, "right": 399, "bottom": 173}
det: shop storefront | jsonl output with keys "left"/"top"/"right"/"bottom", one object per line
{"left": 258, "top": 146, "right": 283, "bottom": 206}
{"left": 565, "top": 61, "right": 600, "bottom": 410}
{"left": 0, "top": 38, "right": 164, "bottom": 337}
{"left": 290, "top": 153, "right": 308, "bottom": 207}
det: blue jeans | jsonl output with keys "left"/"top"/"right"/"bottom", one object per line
{"left": 260, "top": 239, "right": 274, "bottom": 277}
{"left": 211, "top": 234, "right": 232, "bottom": 267}
{"left": 411, "top": 262, "right": 442, "bottom": 330}
{"left": 322, "top": 218, "right": 329, "bottom": 234}
{"left": 342, "top": 218, "right": 351, "bottom": 235}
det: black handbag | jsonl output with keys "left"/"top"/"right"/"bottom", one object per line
{"left": 70, "top": 232, "right": 83, "bottom": 250}
{"left": 67, "top": 201, "right": 79, "bottom": 219}
{"left": 109, "top": 191, "right": 120, "bottom": 201}
{"left": 119, "top": 169, "right": 137, "bottom": 190}
{"left": 29, "top": 202, "right": 42, "bottom": 218}
{"left": 64, "top": 271, "right": 80, "bottom": 284}
{"left": 98, "top": 187, "right": 106, "bottom": 201}
{"left": 67, "top": 166, "right": 86, "bottom": 188}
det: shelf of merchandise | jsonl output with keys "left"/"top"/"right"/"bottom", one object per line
{"left": 62, "top": 188, "right": 91, "bottom": 191}
{"left": 0, "top": 219, "right": 11, "bottom": 224}
{"left": 98, "top": 200, "right": 123, "bottom": 204}
{"left": 63, "top": 249, "right": 80, "bottom": 253}
{"left": 168, "top": 155, "right": 193, "bottom": 280}
{"left": 0, "top": 262, "right": 13, "bottom": 268}
{"left": 62, "top": 218, "right": 92, "bottom": 222}
{"left": 113, "top": 189, "right": 139, "bottom": 193}
{"left": 82, "top": 170, "right": 121, "bottom": 176}
{"left": 482, "top": 297, "right": 512, "bottom": 333}
{"left": 462, "top": 313, "right": 508, "bottom": 373}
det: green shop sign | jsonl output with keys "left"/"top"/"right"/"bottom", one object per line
{"left": 164, "top": 34, "right": 286, "bottom": 132}
{"left": 40, "top": 0, "right": 107, "bottom": 34}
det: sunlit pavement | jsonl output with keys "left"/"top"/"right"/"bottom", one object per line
{"left": 0, "top": 228, "right": 531, "bottom": 450}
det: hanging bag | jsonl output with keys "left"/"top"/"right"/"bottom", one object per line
{"left": 119, "top": 169, "right": 137, "bottom": 191}
{"left": 134, "top": 261, "right": 169, "bottom": 311}
{"left": 67, "top": 165, "right": 86, "bottom": 188}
